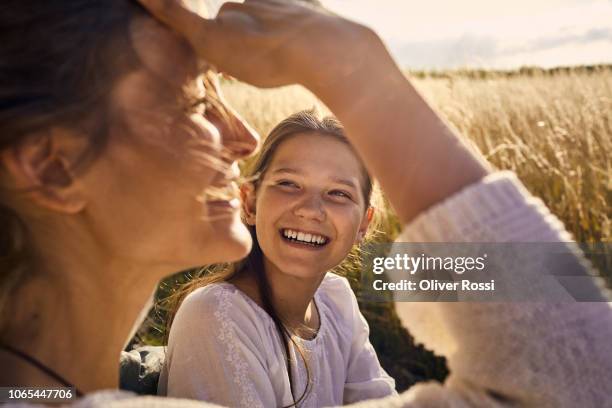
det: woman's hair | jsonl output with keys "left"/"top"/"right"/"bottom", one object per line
{"left": 0, "top": 1, "right": 238, "bottom": 338}
{"left": 162, "top": 109, "right": 376, "bottom": 407}
{"left": 0, "top": 1, "right": 150, "bottom": 335}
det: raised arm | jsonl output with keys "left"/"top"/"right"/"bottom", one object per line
{"left": 308, "top": 36, "right": 491, "bottom": 224}
{"left": 135, "top": 0, "right": 489, "bottom": 223}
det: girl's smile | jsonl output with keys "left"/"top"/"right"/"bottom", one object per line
{"left": 243, "top": 132, "right": 371, "bottom": 280}
{"left": 279, "top": 228, "right": 330, "bottom": 247}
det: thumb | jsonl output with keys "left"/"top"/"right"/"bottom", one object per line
{"left": 135, "top": 0, "right": 214, "bottom": 46}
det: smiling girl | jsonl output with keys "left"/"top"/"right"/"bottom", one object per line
{"left": 157, "top": 110, "right": 397, "bottom": 407}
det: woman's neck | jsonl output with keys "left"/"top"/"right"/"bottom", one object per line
{"left": 0, "top": 250, "right": 162, "bottom": 393}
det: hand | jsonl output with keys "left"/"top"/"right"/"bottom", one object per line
{"left": 137, "top": 1, "right": 489, "bottom": 224}
{"left": 135, "top": 0, "right": 379, "bottom": 90}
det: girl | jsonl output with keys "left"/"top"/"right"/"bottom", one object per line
{"left": 1, "top": 1, "right": 610, "bottom": 407}
{"left": 158, "top": 110, "right": 397, "bottom": 407}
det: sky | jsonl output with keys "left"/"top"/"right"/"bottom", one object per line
{"left": 321, "top": 0, "right": 612, "bottom": 70}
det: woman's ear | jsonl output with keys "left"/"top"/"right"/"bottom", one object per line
{"left": 0, "top": 128, "right": 87, "bottom": 214}
{"left": 356, "top": 206, "right": 374, "bottom": 243}
{"left": 240, "top": 182, "right": 257, "bottom": 226}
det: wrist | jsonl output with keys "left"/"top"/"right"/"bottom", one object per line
{"left": 304, "top": 28, "right": 407, "bottom": 112}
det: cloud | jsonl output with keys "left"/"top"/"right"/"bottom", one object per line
{"left": 393, "top": 35, "right": 500, "bottom": 69}
{"left": 518, "top": 27, "right": 612, "bottom": 53}
{"left": 391, "top": 23, "right": 612, "bottom": 69}
{"left": 322, "top": 0, "right": 612, "bottom": 69}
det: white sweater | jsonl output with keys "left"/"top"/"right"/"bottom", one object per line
{"left": 10, "top": 172, "right": 612, "bottom": 407}
{"left": 156, "top": 275, "right": 397, "bottom": 406}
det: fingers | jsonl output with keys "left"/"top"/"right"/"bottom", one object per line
{"left": 135, "top": 0, "right": 211, "bottom": 45}
{"left": 134, "top": 0, "right": 337, "bottom": 88}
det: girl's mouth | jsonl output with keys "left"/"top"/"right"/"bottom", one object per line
{"left": 279, "top": 228, "right": 330, "bottom": 248}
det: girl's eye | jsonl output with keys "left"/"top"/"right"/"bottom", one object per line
{"left": 329, "top": 190, "right": 352, "bottom": 200}
{"left": 277, "top": 180, "right": 299, "bottom": 189}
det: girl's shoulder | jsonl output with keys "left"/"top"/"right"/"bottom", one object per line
{"left": 174, "top": 282, "right": 272, "bottom": 331}
{"left": 166, "top": 283, "right": 283, "bottom": 367}
{"left": 316, "top": 273, "right": 361, "bottom": 332}
{"left": 318, "top": 272, "right": 354, "bottom": 296}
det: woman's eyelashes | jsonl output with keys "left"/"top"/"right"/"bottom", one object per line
{"left": 182, "top": 71, "right": 224, "bottom": 117}
{"left": 185, "top": 97, "right": 210, "bottom": 116}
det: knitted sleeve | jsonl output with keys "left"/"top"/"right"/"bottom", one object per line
{"left": 349, "top": 172, "right": 612, "bottom": 408}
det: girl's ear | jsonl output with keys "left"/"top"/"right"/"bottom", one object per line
{"left": 240, "top": 182, "right": 257, "bottom": 225}
{"left": 356, "top": 206, "right": 374, "bottom": 243}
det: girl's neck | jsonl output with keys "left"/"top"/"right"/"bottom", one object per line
{"left": 233, "top": 258, "right": 325, "bottom": 337}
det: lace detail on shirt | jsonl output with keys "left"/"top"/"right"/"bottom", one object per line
{"left": 307, "top": 349, "right": 320, "bottom": 407}
{"left": 290, "top": 301, "right": 329, "bottom": 408}
{"left": 213, "top": 288, "right": 264, "bottom": 408}
{"left": 292, "top": 340, "right": 318, "bottom": 408}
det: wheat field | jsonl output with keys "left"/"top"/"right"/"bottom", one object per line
{"left": 222, "top": 67, "right": 611, "bottom": 258}
{"left": 222, "top": 69, "right": 611, "bottom": 387}
{"left": 144, "top": 68, "right": 611, "bottom": 391}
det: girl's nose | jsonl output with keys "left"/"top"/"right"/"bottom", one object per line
{"left": 293, "top": 194, "right": 326, "bottom": 222}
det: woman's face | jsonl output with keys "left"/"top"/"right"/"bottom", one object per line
{"left": 245, "top": 133, "right": 370, "bottom": 280}
{"left": 79, "top": 17, "right": 259, "bottom": 271}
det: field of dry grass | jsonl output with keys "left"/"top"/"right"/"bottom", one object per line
{"left": 223, "top": 67, "right": 611, "bottom": 263}
{"left": 412, "top": 69, "right": 611, "bottom": 244}
{"left": 222, "top": 68, "right": 611, "bottom": 388}
{"left": 144, "top": 68, "right": 610, "bottom": 391}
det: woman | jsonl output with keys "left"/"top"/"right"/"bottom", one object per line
{"left": 158, "top": 110, "right": 396, "bottom": 406}
{"left": 1, "top": 0, "right": 610, "bottom": 407}
{"left": 0, "top": 0, "right": 258, "bottom": 397}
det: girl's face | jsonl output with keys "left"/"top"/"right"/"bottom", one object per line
{"left": 79, "top": 18, "right": 259, "bottom": 272}
{"left": 244, "top": 133, "right": 371, "bottom": 280}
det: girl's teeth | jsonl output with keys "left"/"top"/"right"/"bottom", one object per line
{"left": 282, "top": 229, "right": 327, "bottom": 245}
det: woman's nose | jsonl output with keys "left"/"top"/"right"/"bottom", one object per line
{"left": 293, "top": 194, "right": 326, "bottom": 222}
{"left": 221, "top": 104, "right": 260, "bottom": 160}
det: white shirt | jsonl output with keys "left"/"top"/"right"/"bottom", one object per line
{"left": 157, "top": 273, "right": 397, "bottom": 407}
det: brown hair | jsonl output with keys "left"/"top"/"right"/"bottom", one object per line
{"left": 0, "top": 1, "right": 151, "bottom": 335}
{"left": 162, "top": 110, "right": 376, "bottom": 406}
